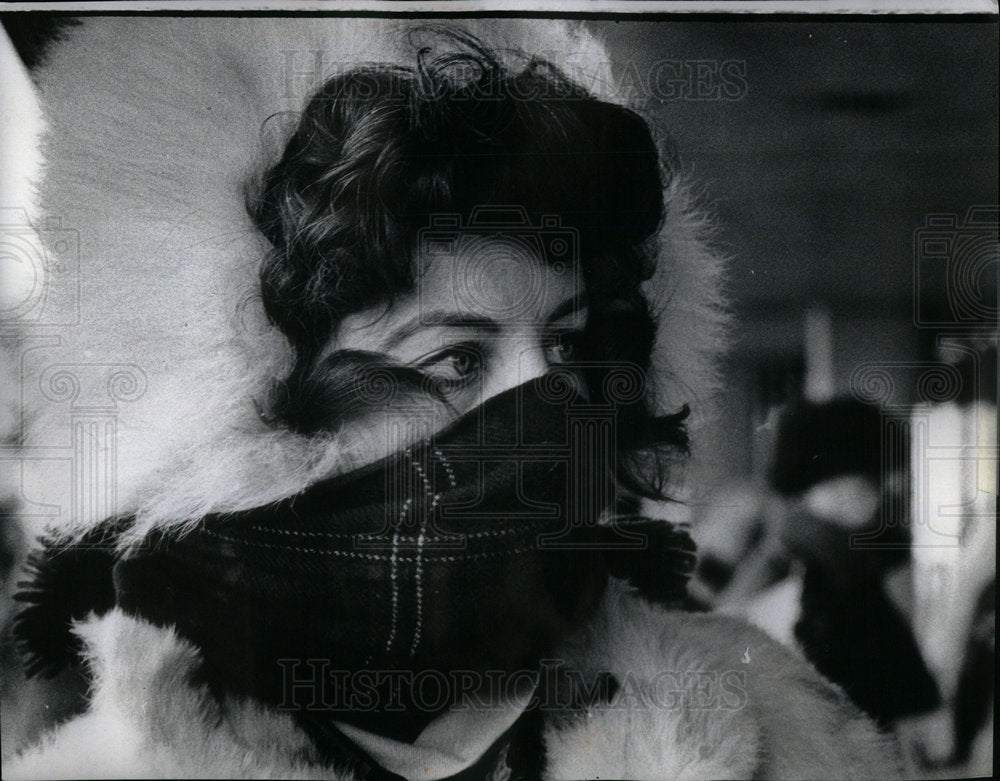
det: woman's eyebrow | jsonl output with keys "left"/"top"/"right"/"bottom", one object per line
{"left": 547, "top": 294, "right": 588, "bottom": 326}
{"left": 382, "top": 312, "right": 500, "bottom": 349}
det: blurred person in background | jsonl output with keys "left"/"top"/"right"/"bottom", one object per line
{"left": 769, "top": 397, "right": 941, "bottom": 729}
{"left": 698, "top": 398, "right": 942, "bottom": 724}
{"left": 698, "top": 359, "right": 994, "bottom": 776}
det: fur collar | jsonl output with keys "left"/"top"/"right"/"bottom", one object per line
{"left": 6, "top": 582, "right": 901, "bottom": 780}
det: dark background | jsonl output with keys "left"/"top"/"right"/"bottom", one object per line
{"left": 590, "top": 19, "right": 997, "bottom": 486}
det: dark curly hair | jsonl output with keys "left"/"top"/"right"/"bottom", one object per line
{"left": 247, "top": 28, "right": 688, "bottom": 499}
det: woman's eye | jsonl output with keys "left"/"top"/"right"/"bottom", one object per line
{"left": 545, "top": 332, "right": 583, "bottom": 365}
{"left": 415, "top": 345, "right": 484, "bottom": 390}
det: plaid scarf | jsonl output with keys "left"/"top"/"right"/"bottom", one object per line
{"left": 15, "top": 378, "right": 696, "bottom": 768}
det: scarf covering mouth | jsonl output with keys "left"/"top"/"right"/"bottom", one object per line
{"left": 15, "top": 376, "right": 697, "bottom": 741}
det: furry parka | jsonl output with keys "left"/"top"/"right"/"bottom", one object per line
{"left": 1, "top": 17, "right": 899, "bottom": 779}
{"left": 6, "top": 581, "right": 902, "bottom": 780}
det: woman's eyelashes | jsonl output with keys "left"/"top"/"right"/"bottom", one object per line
{"left": 410, "top": 330, "right": 586, "bottom": 395}
{"left": 544, "top": 330, "right": 584, "bottom": 364}
{"left": 414, "top": 342, "right": 485, "bottom": 392}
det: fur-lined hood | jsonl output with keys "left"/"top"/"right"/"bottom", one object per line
{"left": 6, "top": 17, "right": 726, "bottom": 551}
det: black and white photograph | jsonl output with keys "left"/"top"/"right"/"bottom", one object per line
{"left": 0, "top": 2, "right": 996, "bottom": 779}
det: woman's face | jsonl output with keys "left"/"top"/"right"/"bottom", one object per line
{"left": 326, "top": 234, "right": 588, "bottom": 416}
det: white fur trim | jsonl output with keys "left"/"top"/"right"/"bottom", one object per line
{"left": 546, "top": 580, "right": 902, "bottom": 779}
{"left": 1, "top": 24, "right": 46, "bottom": 332}
{"left": 5, "top": 588, "right": 899, "bottom": 780}
{"left": 6, "top": 609, "right": 341, "bottom": 780}
{"left": 645, "top": 178, "right": 730, "bottom": 428}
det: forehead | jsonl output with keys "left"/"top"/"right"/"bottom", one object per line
{"left": 332, "top": 233, "right": 585, "bottom": 352}
{"left": 413, "top": 233, "right": 581, "bottom": 321}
